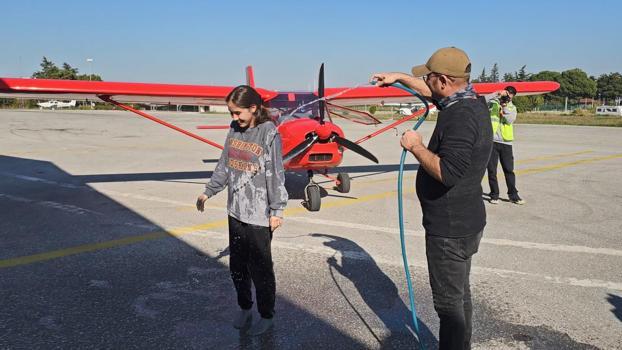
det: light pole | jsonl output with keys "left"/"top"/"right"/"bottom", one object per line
{"left": 86, "top": 58, "right": 93, "bottom": 80}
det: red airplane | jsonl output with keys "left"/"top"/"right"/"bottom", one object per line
{"left": 0, "top": 65, "right": 559, "bottom": 211}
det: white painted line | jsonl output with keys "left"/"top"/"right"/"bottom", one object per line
{"left": 287, "top": 216, "right": 622, "bottom": 257}
{"left": 186, "top": 230, "right": 622, "bottom": 291}
{"left": 0, "top": 171, "right": 223, "bottom": 211}
{"left": 0, "top": 193, "right": 101, "bottom": 216}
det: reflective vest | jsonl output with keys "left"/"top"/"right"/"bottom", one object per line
{"left": 489, "top": 100, "right": 515, "bottom": 142}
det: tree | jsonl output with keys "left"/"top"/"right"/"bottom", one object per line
{"left": 31, "top": 57, "right": 102, "bottom": 81}
{"left": 503, "top": 72, "right": 515, "bottom": 82}
{"left": 32, "top": 57, "right": 62, "bottom": 79}
{"left": 558, "top": 68, "right": 597, "bottom": 102}
{"left": 476, "top": 67, "right": 488, "bottom": 83}
{"left": 516, "top": 65, "right": 530, "bottom": 81}
{"left": 596, "top": 73, "right": 622, "bottom": 104}
{"left": 489, "top": 63, "right": 499, "bottom": 82}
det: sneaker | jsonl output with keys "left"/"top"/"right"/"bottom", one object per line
{"left": 247, "top": 317, "right": 273, "bottom": 336}
{"left": 489, "top": 198, "right": 499, "bottom": 204}
{"left": 511, "top": 198, "right": 526, "bottom": 205}
{"left": 232, "top": 309, "right": 252, "bottom": 329}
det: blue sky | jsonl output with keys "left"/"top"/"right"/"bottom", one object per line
{"left": 2, "top": 0, "right": 620, "bottom": 90}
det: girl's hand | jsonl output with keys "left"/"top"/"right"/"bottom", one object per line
{"left": 196, "top": 194, "right": 208, "bottom": 212}
{"left": 270, "top": 216, "right": 282, "bottom": 232}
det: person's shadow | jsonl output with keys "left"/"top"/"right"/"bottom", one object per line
{"left": 607, "top": 293, "right": 622, "bottom": 323}
{"left": 312, "top": 233, "right": 437, "bottom": 349}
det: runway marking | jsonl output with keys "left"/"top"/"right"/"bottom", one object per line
{"left": 287, "top": 216, "right": 622, "bottom": 257}
{"left": 515, "top": 153, "right": 622, "bottom": 175}
{"left": 1, "top": 151, "right": 620, "bottom": 269}
{"left": 0, "top": 219, "right": 228, "bottom": 269}
{"left": 0, "top": 186, "right": 412, "bottom": 269}
{"left": 0, "top": 193, "right": 102, "bottom": 216}
{"left": 189, "top": 231, "right": 622, "bottom": 291}
{"left": 515, "top": 150, "right": 593, "bottom": 165}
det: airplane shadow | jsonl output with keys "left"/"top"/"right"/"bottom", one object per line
{"left": 0, "top": 155, "right": 373, "bottom": 349}
{"left": 607, "top": 293, "right": 622, "bottom": 323}
{"left": 72, "top": 163, "right": 419, "bottom": 185}
{"left": 311, "top": 233, "right": 437, "bottom": 349}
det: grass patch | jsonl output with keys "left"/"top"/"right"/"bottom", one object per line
{"left": 516, "top": 113, "right": 622, "bottom": 127}
{"left": 374, "top": 111, "right": 621, "bottom": 127}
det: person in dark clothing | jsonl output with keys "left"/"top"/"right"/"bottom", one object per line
{"left": 372, "top": 47, "right": 492, "bottom": 350}
{"left": 484, "top": 86, "right": 525, "bottom": 205}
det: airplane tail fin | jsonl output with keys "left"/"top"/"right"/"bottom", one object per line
{"left": 245, "top": 66, "right": 255, "bottom": 88}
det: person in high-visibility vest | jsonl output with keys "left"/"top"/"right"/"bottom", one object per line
{"left": 486, "top": 86, "right": 525, "bottom": 205}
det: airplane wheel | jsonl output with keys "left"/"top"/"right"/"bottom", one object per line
{"left": 305, "top": 184, "right": 321, "bottom": 212}
{"left": 336, "top": 173, "right": 350, "bottom": 193}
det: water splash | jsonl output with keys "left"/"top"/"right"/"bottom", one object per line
{"left": 283, "top": 82, "right": 373, "bottom": 118}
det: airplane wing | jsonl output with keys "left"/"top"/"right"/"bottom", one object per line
{"left": 323, "top": 81, "right": 560, "bottom": 107}
{"left": 0, "top": 78, "right": 278, "bottom": 106}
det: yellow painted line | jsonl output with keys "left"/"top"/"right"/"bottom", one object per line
{"left": 0, "top": 219, "right": 227, "bottom": 269}
{"left": 2, "top": 152, "right": 619, "bottom": 269}
{"left": 516, "top": 150, "right": 593, "bottom": 164}
{"left": 515, "top": 153, "right": 622, "bottom": 175}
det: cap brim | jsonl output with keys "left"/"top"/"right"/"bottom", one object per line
{"left": 411, "top": 64, "right": 431, "bottom": 77}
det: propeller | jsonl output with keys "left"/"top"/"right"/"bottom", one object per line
{"left": 318, "top": 63, "right": 325, "bottom": 124}
{"left": 283, "top": 134, "right": 319, "bottom": 163}
{"left": 331, "top": 135, "right": 378, "bottom": 163}
{"left": 282, "top": 64, "right": 378, "bottom": 164}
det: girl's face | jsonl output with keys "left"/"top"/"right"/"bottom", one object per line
{"left": 228, "top": 102, "right": 257, "bottom": 128}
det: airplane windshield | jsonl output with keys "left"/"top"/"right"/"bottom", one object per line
{"left": 269, "top": 92, "right": 324, "bottom": 124}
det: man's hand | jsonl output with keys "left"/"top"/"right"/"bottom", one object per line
{"left": 400, "top": 130, "right": 425, "bottom": 154}
{"left": 270, "top": 216, "right": 282, "bottom": 232}
{"left": 196, "top": 194, "right": 208, "bottom": 212}
{"left": 370, "top": 72, "right": 403, "bottom": 87}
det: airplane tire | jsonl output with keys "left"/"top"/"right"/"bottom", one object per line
{"left": 306, "top": 185, "right": 321, "bottom": 212}
{"left": 336, "top": 173, "right": 350, "bottom": 193}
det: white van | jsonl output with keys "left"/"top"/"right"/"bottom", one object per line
{"left": 596, "top": 105, "right": 622, "bottom": 116}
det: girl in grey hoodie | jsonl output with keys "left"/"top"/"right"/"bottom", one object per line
{"left": 196, "top": 85, "right": 288, "bottom": 336}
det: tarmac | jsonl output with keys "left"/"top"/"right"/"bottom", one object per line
{"left": 1, "top": 109, "right": 621, "bottom": 349}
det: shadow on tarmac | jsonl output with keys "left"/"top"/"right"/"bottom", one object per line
{"left": 607, "top": 293, "right": 622, "bottom": 323}
{"left": 0, "top": 155, "right": 375, "bottom": 349}
{"left": 311, "top": 233, "right": 438, "bottom": 349}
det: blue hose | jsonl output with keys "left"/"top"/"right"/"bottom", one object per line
{"left": 391, "top": 82, "right": 430, "bottom": 349}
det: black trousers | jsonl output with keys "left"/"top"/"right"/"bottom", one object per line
{"left": 426, "top": 231, "right": 483, "bottom": 350}
{"left": 228, "top": 216, "right": 275, "bottom": 319}
{"left": 487, "top": 142, "right": 519, "bottom": 200}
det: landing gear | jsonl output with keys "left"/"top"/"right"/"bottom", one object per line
{"left": 335, "top": 172, "right": 350, "bottom": 193}
{"left": 304, "top": 170, "right": 321, "bottom": 212}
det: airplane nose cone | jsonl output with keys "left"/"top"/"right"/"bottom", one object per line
{"left": 315, "top": 123, "right": 332, "bottom": 140}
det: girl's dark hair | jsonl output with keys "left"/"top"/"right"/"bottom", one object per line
{"left": 225, "top": 85, "right": 272, "bottom": 125}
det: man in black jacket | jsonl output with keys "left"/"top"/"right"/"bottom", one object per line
{"left": 372, "top": 47, "right": 492, "bottom": 350}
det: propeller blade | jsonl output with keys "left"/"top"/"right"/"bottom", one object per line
{"left": 283, "top": 134, "right": 319, "bottom": 162}
{"left": 332, "top": 135, "right": 379, "bottom": 163}
{"left": 318, "top": 63, "right": 325, "bottom": 124}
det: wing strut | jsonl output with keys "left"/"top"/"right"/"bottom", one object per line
{"left": 99, "top": 95, "right": 224, "bottom": 150}
{"left": 355, "top": 106, "right": 432, "bottom": 144}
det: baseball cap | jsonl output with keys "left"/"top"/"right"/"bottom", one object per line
{"left": 411, "top": 47, "right": 472, "bottom": 78}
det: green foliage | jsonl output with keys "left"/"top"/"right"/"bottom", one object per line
{"left": 489, "top": 63, "right": 499, "bottom": 82}
{"left": 31, "top": 57, "right": 102, "bottom": 81}
{"left": 368, "top": 105, "right": 377, "bottom": 114}
{"left": 474, "top": 67, "right": 487, "bottom": 83}
{"left": 558, "top": 68, "right": 597, "bottom": 101}
{"left": 512, "top": 95, "right": 544, "bottom": 112}
{"left": 596, "top": 72, "right": 622, "bottom": 103}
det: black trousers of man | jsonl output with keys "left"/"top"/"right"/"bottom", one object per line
{"left": 487, "top": 142, "right": 520, "bottom": 201}
{"left": 426, "top": 231, "right": 483, "bottom": 350}
{"left": 228, "top": 216, "right": 275, "bottom": 319}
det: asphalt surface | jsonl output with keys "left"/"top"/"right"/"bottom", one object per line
{"left": 1, "top": 109, "right": 621, "bottom": 349}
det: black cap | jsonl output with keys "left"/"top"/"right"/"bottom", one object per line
{"left": 505, "top": 86, "right": 517, "bottom": 96}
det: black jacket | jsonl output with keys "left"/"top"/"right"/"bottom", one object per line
{"left": 416, "top": 97, "right": 493, "bottom": 237}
